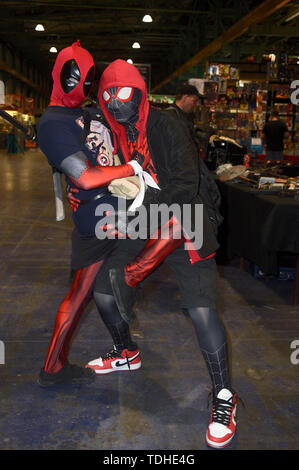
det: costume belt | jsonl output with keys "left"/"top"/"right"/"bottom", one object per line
{"left": 79, "top": 188, "right": 109, "bottom": 205}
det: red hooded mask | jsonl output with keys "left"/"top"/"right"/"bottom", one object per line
{"left": 50, "top": 40, "right": 95, "bottom": 108}
{"left": 98, "top": 59, "right": 149, "bottom": 162}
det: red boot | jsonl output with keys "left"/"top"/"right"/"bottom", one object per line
{"left": 38, "top": 260, "right": 103, "bottom": 386}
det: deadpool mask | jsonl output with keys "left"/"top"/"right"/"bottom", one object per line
{"left": 51, "top": 40, "right": 95, "bottom": 108}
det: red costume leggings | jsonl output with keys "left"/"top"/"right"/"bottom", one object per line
{"left": 43, "top": 260, "right": 103, "bottom": 373}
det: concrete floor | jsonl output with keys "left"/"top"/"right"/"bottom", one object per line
{"left": 0, "top": 149, "right": 299, "bottom": 450}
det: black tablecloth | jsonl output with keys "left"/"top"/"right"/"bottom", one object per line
{"left": 217, "top": 180, "right": 299, "bottom": 275}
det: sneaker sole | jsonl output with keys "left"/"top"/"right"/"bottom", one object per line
{"left": 86, "top": 361, "right": 142, "bottom": 375}
{"left": 205, "top": 432, "right": 234, "bottom": 449}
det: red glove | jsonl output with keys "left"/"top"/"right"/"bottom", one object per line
{"left": 69, "top": 160, "right": 139, "bottom": 190}
{"left": 67, "top": 187, "right": 80, "bottom": 212}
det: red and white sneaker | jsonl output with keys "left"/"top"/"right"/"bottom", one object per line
{"left": 86, "top": 346, "right": 141, "bottom": 374}
{"left": 206, "top": 388, "right": 237, "bottom": 449}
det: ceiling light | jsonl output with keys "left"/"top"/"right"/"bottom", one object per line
{"left": 132, "top": 42, "right": 140, "bottom": 49}
{"left": 49, "top": 46, "right": 58, "bottom": 53}
{"left": 35, "top": 24, "right": 45, "bottom": 31}
{"left": 142, "top": 14, "right": 153, "bottom": 23}
{"left": 127, "top": 59, "right": 133, "bottom": 64}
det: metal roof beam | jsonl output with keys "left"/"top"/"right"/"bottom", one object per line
{"left": 0, "top": 58, "right": 48, "bottom": 96}
{"left": 152, "top": 0, "right": 291, "bottom": 92}
{"left": 0, "top": 2, "right": 210, "bottom": 14}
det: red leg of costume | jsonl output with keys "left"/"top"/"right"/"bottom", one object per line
{"left": 110, "top": 215, "right": 216, "bottom": 325}
{"left": 43, "top": 260, "right": 103, "bottom": 374}
{"left": 124, "top": 216, "right": 184, "bottom": 287}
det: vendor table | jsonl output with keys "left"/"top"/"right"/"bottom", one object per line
{"left": 217, "top": 180, "right": 299, "bottom": 304}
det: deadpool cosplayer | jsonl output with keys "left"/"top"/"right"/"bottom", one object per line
{"left": 37, "top": 42, "right": 148, "bottom": 387}
{"left": 83, "top": 59, "right": 238, "bottom": 449}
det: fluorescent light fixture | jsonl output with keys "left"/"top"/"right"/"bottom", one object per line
{"left": 127, "top": 59, "right": 133, "bottom": 64}
{"left": 132, "top": 42, "right": 140, "bottom": 49}
{"left": 35, "top": 24, "right": 45, "bottom": 31}
{"left": 49, "top": 46, "right": 58, "bottom": 53}
{"left": 142, "top": 14, "right": 153, "bottom": 23}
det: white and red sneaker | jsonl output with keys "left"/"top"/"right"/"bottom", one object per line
{"left": 86, "top": 346, "right": 141, "bottom": 374}
{"left": 206, "top": 388, "right": 237, "bottom": 449}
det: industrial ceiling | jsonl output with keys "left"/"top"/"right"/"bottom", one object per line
{"left": 0, "top": 0, "right": 298, "bottom": 95}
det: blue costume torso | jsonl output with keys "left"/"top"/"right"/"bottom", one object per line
{"left": 37, "top": 106, "right": 121, "bottom": 238}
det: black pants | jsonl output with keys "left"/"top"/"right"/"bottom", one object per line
{"left": 93, "top": 238, "right": 231, "bottom": 395}
{"left": 94, "top": 238, "right": 217, "bottom": 308}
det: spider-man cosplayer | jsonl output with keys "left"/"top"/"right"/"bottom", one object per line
{"left": 85, "top": 59, "right": 238, "bottom": 449}
{"left": 37, "top": 42, "right": 148, "bottom": 387}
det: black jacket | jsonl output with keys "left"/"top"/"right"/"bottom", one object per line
{"left": 144, "top": 107, "right": 219, "bottom": 258}
{"left": 166, "top": 103, "right": 200, "bottom": 150}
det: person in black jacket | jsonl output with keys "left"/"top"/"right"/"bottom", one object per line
{"left": 86, "top": 59, "right": 238, "bottom": 449}
{"left": 168, "top": 83, "right": 201, "bottom": 144}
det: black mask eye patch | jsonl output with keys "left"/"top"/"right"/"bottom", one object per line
{"left": 83, "top": 65, "right": 95, "bottom": 96}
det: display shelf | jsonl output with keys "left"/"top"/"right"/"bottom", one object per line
{"left": 197, "top": 63, "right": 298, "bottom": 157}
{"left": 197, "top": 80, "right": 298, "bottom": 155}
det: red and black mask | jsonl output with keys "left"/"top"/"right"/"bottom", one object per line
{"left": 103, "top": 86, "right": 141, "bottom": 125}
{"left": 50, "top": 40, "right": 95, "bottom": 108}
{"left": 98, "top": 59, "right": 150, "bottom": 155}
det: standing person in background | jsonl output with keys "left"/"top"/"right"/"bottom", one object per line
{"left": 167, "top": 83, "right": 201, "bottom": 151}
{"left": 170, "top": 83, "right": 200, "bottom": 118}
{"left": 167, "top": 83, "right": 215, "bottom": 162}
{"left": 262, "top": 109, "right": 289, "bottom": 161}
{"left": 165, "top": 84, "right": 223, "bottom": 261}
